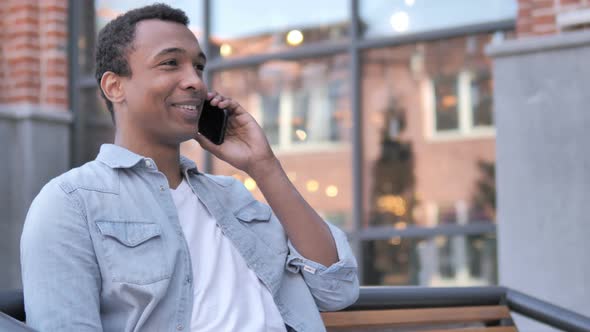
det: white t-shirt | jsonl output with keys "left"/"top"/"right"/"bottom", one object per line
{"left": 169, "top": 178, "right": 287, "bottom": 332}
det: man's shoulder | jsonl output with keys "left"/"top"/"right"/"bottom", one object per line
{"left": 201, "top": 173, "right": 238, "bottom": 187}
{"left": 197, "top": 173, "right": 261, "bottom": 208}
{"left": 49, "top": 159, "right": 118, "bottom": 195}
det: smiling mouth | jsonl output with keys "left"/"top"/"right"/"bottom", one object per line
{"left": 170, "top": 103, "right": 201, "bottom": 122}
{"left": 172, "top": 104, "right": 199, "bottom": 111}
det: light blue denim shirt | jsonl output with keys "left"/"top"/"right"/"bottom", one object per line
{"left": 20, "top": 144, "right": 359, "bottom": 332}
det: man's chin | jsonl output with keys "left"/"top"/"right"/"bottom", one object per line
{"left": 159, "top": 126, "right": 197, "bottom": 146}
{"left": 175, "top": 129, "right": 199, "bottom": 144}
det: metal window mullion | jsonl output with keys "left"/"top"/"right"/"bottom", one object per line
{"left": 79, "top": 75, "right": 98, "bottom": 89}
{"left": 356, "top": 18, "right": 515, "bottom": 51}
{"left": 69, "top": 0, "right": 83, "bottom": 167}
{"left": 356, "top": 223, "right": 497, "bottom": 241}
{"left": 350, "top": 0, "right": 364, "bottom": 284}
{"left": 206, "top": 42, "right": 348, "bottom": 72}
{"left": 202, "top": 0, "right": 213, "bottom": 173}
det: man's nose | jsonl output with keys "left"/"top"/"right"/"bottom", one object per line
{"left": 179, "top": 66, "right": 205, "bottom": 91}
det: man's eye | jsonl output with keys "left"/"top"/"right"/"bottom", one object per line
{"left": 161, "top": 59, "right": 178, "bottom": 66}
{"left": 194, "top": 64, "right": 205, "bottom": 71}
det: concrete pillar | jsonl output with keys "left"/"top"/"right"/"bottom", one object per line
{"left": 0, "top": 0, "right": 70, "bottom": 289}
{"left": 487, "top": 30, "right": 590, "bottom": 331}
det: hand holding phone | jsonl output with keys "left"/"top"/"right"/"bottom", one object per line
{"left": 198, "top": 100, "right": 229, "bottom": 145}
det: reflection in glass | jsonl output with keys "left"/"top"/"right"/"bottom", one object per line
{"left": 471, "top": 160, "right": 496, "bottom": 221}
{"left": 79, "top": 0, "right": 96, "bottom": 74}
{"left": 83, "top": 2, "right": 204, "bottom": 82}
{"left": 363, "top": 33, "right": 499, "bottom": 229}
{"left": 94, "top": 0, "right": 204, "bottom": 37}
{"left": 362, "top": 32, "right": 503, "bottom": 285}
{"left": 434, "top": 75, "right": 459, "bottom": 131}
{"left": 471, "top": 70, "right": 494, "bottom": 127}
{"left": 360, "top": 0, "right": 517, "bottom": 38}
{"left": 210, "top": 0, "right": 348, "bottom": 58}
{"left": 211, "top": 55, "right": 353, "bottom": 231}
{"left": 214, "top": 57, "right": 351, "bottom": 149}
{"left": 362, "top": 234, "right": 497, "bottom": 286}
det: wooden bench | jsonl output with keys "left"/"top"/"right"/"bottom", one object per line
{"left": 321, "top": 305, "right": 516, "bottom": 331}
{"left": 320, "top": 286, "right": 520, "bottom": 332}
{"left": 3, "top": 287, "right": 590, "bottom": 331}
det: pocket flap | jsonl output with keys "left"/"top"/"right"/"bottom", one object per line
{"left": 234, "top": 200, "right": 272, "bottom": 223}
{"left": 96, "top": 221, "right": 162, "bottom": 247}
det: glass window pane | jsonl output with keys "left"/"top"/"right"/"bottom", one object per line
{"left": 362, "top": 32, "right": 501, "bottom": 234}
{"left": 210, "top": 1, "right": 349, "bottom": 59}
{"left": 95, "top": 1, "right": 204, "bottom": 38}
{"left": 434, "top": 75, "right": 459, "bottom": 131}
{"left": 362, "top": 234, "right": 497, "bottom": 286}
{"left": 471, "top": 70, "right": 494, "bottom": 127}
{"left": 360, "top": 0, "right": 517, "bottom": 38}
{"left": 89, "top": 1, "right": 203, "bottom": 76}
{"left": 79, "top": 0, "right": 96, "bottom": 75}
{"left": 210, "top": 55, "right": 353, "bottom": 231}
{"left": 361, "top": 31, "right": 502, "bottom": 286}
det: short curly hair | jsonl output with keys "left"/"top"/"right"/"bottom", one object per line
{"left": 95, "top": 3, "right": 189, "bottom": 123}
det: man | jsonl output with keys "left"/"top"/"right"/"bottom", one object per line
{"left": 20, "top": 4, "right": 358, "bottom": 332}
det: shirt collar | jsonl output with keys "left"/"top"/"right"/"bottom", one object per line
{"left": 96, "top": 144, "right": 200, "bottom": 174}
{"left": 179, "top": 155, "right": 200, "bottom": 174}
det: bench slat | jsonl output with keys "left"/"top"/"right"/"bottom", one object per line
{"left": 422, "top": 327, "right": 517, "bottom": 332}
{"left": 321, "top": 306, "right": 512, "bottom": 328}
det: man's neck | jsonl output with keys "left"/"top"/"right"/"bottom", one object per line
{"left": 114, "top": 132, "right": 183, "bottom": 189}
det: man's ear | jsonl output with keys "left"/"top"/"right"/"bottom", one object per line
{"left": 100, "top": 71, "right": 125, "bottom": 105}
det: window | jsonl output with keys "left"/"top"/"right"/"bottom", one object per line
{"left": 210, "top": 56, "right": 354, "bottom": 232}
{"left": 210, "top": 0, "right": 348, "bottom": 58}
{"left": 425, "top": 69, "right": 495, "bottom": 139}
{"left": 214, "top": 57, "right": 351, "bottom": 151}
{"left": 360, "top": 0, "right": 517, "bottom": 38}
{"left": 266, "top": 79, "right": 344, "bottom": 148}
{"left": 74, "top": 0, "right": 516, "bottom": 287}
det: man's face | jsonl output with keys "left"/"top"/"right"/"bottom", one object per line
{"left": 119, "top": 19, "right": 207, "bottom": 144}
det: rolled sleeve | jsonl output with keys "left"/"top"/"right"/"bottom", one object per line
{"left": 285, "top": 222, "right": 359, "bottom": 311}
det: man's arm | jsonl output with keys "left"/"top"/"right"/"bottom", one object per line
{"left": 195, "top": 92, "right": 359, "bottom": 310}
{"left": 248, "top": 161, "right": 358, "bottom": 310}
{"left": 250, "top": 159, "right": 338, "bottom": 266}
{"left": 21, "top": 180, "right": 102, "bottom": 331}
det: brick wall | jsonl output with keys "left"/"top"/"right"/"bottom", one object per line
{"left": 518, "top": 0, "right": 590, "bottom": 37}
{"left": 0, "top": 0, "right": 68, "bottom": 109}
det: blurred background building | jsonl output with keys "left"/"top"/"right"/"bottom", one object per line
{"left": 1, "top": 1, "right": 589, "bottom": 330}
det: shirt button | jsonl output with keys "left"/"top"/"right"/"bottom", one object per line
{"left": 145, "top": 160, "right": 152, "bottom": 168}
{"left": 160, "top": 185, "right": 165, "bottom": 191}
{"left": 176, "top": 324, "right": 184, "bottom": 331}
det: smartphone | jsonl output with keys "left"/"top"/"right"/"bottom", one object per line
{"left": 198, "top": 101, "right": 229, "bottom": 145}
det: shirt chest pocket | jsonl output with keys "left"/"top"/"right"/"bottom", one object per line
{"left": 95, "top": 221, "right": 171, "bottom": 285}
{"left": 234, "top": 200, "right": 288, "bottom": 254}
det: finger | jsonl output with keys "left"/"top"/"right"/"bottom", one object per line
{"left": 220, "top": 98, "right": 246, "bottom": 115}
{"left": 217, "top": 97, "right": 233, "bottom": 109}
{"left": 209, "top": 95, "right": 224, "bottom": 107}
{"left": 207, "top": 91, "right": 218, "bottom": 100}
